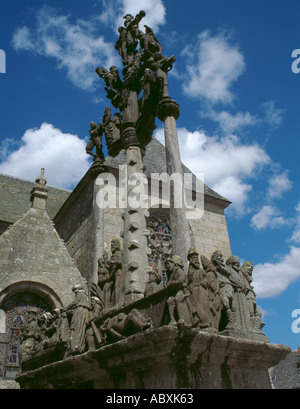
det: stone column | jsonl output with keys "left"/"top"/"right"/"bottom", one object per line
{"left": 121, "top": 123, "right": 151, "bottom": 304}
{"left": 87, "top": 162, "right": 108, "bottom": 290}
{"left": 157, "top": 97, "right": 191, "bottom": 266}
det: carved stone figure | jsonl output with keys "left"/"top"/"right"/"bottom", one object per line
{"left": 86, "top": 121, "right": 105, "bottom": 162}
{"left": 211, "top": 250, "right": 237, "bottom": 330}
{"left": 40, "top": 309, "right": 70, "bottom": 353}
{"left": 96, "top": 66, "right": 123, "bottom": 100}
{"left": 102, "top": 309, "right": 151, "bottom": 341}
{"left": 146, "top": 53, "right": 176, "bottom": 101}
{"left": 108, "top": 238, "right": 124, "bottom": 310}
{"left": 64, "top": 284, "right": 93, "bottom": 355}
{"left": 240, "top": 261, "right": 265, "bottom": 333}
{"left": 85, "top": 296, "right": 104, "bottom": 351}
{"left": 187, "top": 248, "right": 210, "bottom": 329}
{"left": 144, "top": 268, "right": 161, "bottom": 296}
{"left": 102, "top": 107, "right": 122, "bottom": 156}
{"left": 115, "top": 11, "right": 146, "bottom": 66}
{"left": 140, "top": 67, "right": 157, "bottom": 112}
{"left": 91, "top": 254, "right": 109, "bottom": 306}
{"left": 138, "top": 25, "right": 163, "bottom": 63}
{"left": 19, "top": 309, "right": 39, "bottom": 362}
{"left": 165, "top": 256, "right": 192, "bottom": 326}
{"left": 225, "top": 255, "right": 251, "bottom": 333}
{"left": 201, "top": 255, "right": 222, "bottom": 329}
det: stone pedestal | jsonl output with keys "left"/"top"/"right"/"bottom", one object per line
{"left": 16, "top": 326, "right": 290, "bottom": 389}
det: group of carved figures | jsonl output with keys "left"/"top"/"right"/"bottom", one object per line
{"left": 161, "top": 249, "right": 264, "bottom": 334}
{"left": 86, "top": 11, "right": 176, "bottom": 161}
{"left": 19, "top": 237, "right": 264, "bottom": 364}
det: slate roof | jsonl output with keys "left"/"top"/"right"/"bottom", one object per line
{"left": 0, "top": 174, "right": 71, "bottom": 224}
{"left": 105, "top": 137, "right": 231, "bottom": 205}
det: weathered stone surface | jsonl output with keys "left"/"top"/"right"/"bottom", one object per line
{"left": 16, "top": 326, "right": 290, "bottom": 389}
{"left": 0, "top": 206, "right": 85, "bottom": 309}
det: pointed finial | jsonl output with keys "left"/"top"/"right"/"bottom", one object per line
{"left": 30, "top": 168, "right": 48, "bottom": 210}
{"left": 35, "top": 168, "right": 47, "bottom": 186}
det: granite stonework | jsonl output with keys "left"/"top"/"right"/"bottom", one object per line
{"left": 0, "top": 207, "right": 85, "bottom": 309}
{"left": 16, "top": 326, "right": 290, "bottom": 390}
{"left": 0, "top": 10, "right": 291, "bottom": 389}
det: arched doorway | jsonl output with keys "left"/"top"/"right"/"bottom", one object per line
{"left": 0, "top": 292, "right": 51, "bottom": 380}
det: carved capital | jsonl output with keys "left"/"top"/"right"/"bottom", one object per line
{"left": 88, "top": 159, "right": 108, "bottom": 179}
{"left": 156, "top": 97, "right": 180, "bottom": 122}
{"left": 121, "top": 122, "right": 140, "bottom": 148}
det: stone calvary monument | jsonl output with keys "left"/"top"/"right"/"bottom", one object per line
{"left": 0, "top": 11, "right": 290, "bottom": 389}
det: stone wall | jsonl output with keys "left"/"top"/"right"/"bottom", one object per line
{"left": 189, "top": 197, "right": 232, "bottom": 261}
{"left": 0, "top": 207, "right": 85, "bottom": 309}
{"left": 54, "top": 168, "right": 232, "bottom": 287}
{"left": 16, "top": 327, "right": 291, "bottom": 389}
{"left": 54, "top": 172, "right": 95, "bottom": 286}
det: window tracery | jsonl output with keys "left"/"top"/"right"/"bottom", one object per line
{"left": 0, "top": 292, "right": 50, "bottom": 380}
{"left": 146, "top": 213, "right": 173, "bottom": 286}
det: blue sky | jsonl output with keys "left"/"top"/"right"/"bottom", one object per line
{"left": 1, "top": 0, "right": 300, "bottom": 351}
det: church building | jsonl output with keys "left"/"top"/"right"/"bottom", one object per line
{"left": 0, "top": 137, "right": 232, "bottom": 383}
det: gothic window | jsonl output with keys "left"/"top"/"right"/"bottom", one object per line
{"left": 0, "top": 292, "right": 50, "bottom": 380}
{"left": 146, "top": 213, "right": 172, "bottom": 286}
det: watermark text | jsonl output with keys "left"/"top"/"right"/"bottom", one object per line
{"left": 0, "top": 49, "right": 6, "bottom": 74}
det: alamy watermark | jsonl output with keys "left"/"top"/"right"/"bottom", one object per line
{"left": 291, "top": 49, "right": 300, "bottom": 74}
{"left": 95, "top": 165, "right": 204, "bottom": 220}
{"left": 0, "top": 49, "right": 6, "bottom": 74}
{"left": 291, "top": 309, "right": 300, "bottom": 334}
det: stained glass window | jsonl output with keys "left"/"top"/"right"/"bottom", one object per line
{"left": 0, "top": 292, "right": 50, "bottom": 380}
{"left": 146, "top": 213, "right": 173, "bottom": 286}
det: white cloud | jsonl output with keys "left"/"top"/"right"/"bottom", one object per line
{"left": 12, "top": 26, "right": 35, "bottom": 51}
{"left": 251, "top": 205, "right": 286, "bottom": 230}
{"left": 12, "top": 6, "right": 118, "bottom": 91}
{"left": 155, "top": 127, "right": 270, "bottom": 216}
{"left": 261, "top": 100, "right": 285, "bottom": 131}
{"left": 203, "top": 108, "right": 258, "bottom": 135}
{"left": 96, "top": 0, "right": 166, "bottom": 31}
{"left": 253, "top": 246, "right": 300, "bottom": 298}
{"left": 267, "top": 170, "right": 293, "bottom": 199}
{"left": 289, "top": 202, "right": 300, "bottom": 244}
{"left": 181, "top": 30, "right": 245, "bottom": 104}
{"left": 0, "top": 123, "right": 90, "bottom": 189}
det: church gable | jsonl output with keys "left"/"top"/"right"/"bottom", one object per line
{"left": 0, "top": 172, "right": 85, "bottom": 309}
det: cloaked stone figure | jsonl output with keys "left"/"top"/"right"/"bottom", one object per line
{"left": 39, "top": 309, "right": 70, "bottom": 355}
{"left": 165, "top": 256, "right": 192, "bottom": 326}
{"left": 64, "top": 284, "right": 93, "bottom": 355}
{"left": 85, "top": 296, "right": 105, "bottom": 351}
{"left": 108, "top": 238, "right": 124, "bottom": 310}
{"left": 91, "top": 254, "right": 110, "bottom": 308}
{"left": 187, "top": 248, "right": 210, "bottom": 329}
{"left": 201, "top": 255, "right": 222, "bottom": 329}
{"left": 240, "top": 261, "right": 265, "bottom": 334}
{"left": 86, "top": 121, "right": 105, "bottom": 162}
{"left": 225, "top": 255, "right": 251, "bottom": 333}
{"left": 211, "top": 250, "right": 237, "bottom": 331}
{"left": 19, "top": 309, "right": 39, "bottom": 362}
{"left": 144, "top": 268, "right": 161, "bottom": 296}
